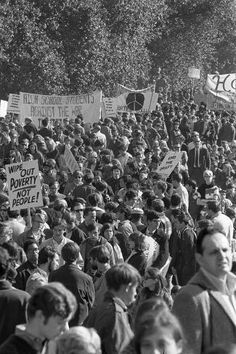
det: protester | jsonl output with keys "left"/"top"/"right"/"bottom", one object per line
{"left": 25, "top": 245, "right": 60, "bottom": 294}
{"left": 1, "top": 91, "right": 236, "bottom": 354}
{"left": 49, "top": 242, "right": 95, "bottom": 326}
{"left": 0, "top": 282, "right": 77, "bottom": 354}
{"left": 0, "top": 247, "right": 30, "bottom": 345}
{"left": 173, "top": 228, "right": 236, "bottom": 353}
{"left": 85, "top": 263, "right": 141, "bottom": 354}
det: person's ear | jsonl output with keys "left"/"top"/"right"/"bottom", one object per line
{"left": 195, "top": 253, "right": 203, "bottom": 267}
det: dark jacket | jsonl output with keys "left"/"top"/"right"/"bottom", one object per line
{"left": 152, "top": 229, "right": 169, "bottom": 269}
{"left": 170, "top": 226, "right": 197, "bottom": 286}
{"left": 0, "top": 280, "right": 30, "bottom": 345}
{"left": 85, "top": 291, "right": 133, "bottom": 354}
{"left": 49, "top": 263, "right": 95, "bottom": 326}
{"left": 188, "top": 146, "right": 211, "bottom": 172}
{"left": 127, "top": 251, "right": 147, "bottom": 276}
{"left": 0, "top": 335, "right": 37, "bottom": 354}
{"left": 15, "top": 261, "right": 38, "bottom": 291}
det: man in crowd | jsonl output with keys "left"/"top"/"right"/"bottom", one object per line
{"left": 173, "top": 228, "right": 236, "bottom": 353}
{"left": 0, "top": 247, "right": 30, "bottom": 345}
{"left": 26, "top": 245, "right": 60, "bottom": 294}
{"left": 49, "top": 242, "right": 95, "bottom": 326}
{"left": 0, "top": 282, "right": 77, "bottom": 354}
{"left": 15, "top": 240, "right": 39, "bottom": 291}
{"left": 85, "top": 263, "right": 141, "bottom": 354}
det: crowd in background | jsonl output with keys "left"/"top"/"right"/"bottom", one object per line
{"left": 0, "top": 93, "right": 236, "bottom": 354}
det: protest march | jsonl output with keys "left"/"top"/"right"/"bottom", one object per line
{"left": 0, "top": 72, "right": 236, "bottom": 354}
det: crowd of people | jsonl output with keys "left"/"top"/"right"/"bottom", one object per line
{"left": 0, "top": 95, "right": 236, "bottom": 353}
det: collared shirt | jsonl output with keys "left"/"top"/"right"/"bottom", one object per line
{"left": 201, "top": 267, "right": 236, "bottom": 311}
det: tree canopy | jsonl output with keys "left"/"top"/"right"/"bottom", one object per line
{"left": 0, "top": 0, "right": 235, "bottom": 98}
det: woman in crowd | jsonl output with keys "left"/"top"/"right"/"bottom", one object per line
{"left": 134, "top": 309, "right": 184, "bottom": 354}
{"left": 100, "top": 222, "right": 124, "bottom": 264}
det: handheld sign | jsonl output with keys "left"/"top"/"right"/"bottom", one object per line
{"left": 188, "top": 67, "right": 200, "bottom": 79}
{"left": 6, "top": 160, "right": 43, "bottom": 210}
{"left": 63, "top": 146, "right": 79, "bottom": 174}
{"left": 156, "top": 151, "right": 182, "bottom": 180}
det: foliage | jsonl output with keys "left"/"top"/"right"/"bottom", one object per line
{"left": 0, "top": 0, "right": 235, "bottom": 97}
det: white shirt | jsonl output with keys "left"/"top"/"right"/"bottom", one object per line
{"left": 175, "top": 183, "right": 189, "bottom": 211}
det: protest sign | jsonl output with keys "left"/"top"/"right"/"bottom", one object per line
{"left": 0, "top": 100, "right": 8, "bottom": 117}
{"left": 156, "top": 151, "right": 182, "bottom": 179}
{"left": 102, "top": 97, "right": 116, "bottom": 117}
{"left": 19, "top": 90, "right": 102, "bottom": 127}
{"left": 207, "top": 73, "right": 236, "bottom": 93}
{"left": 195, "top": 74, "right": 236, "bottom": 112}
{"left": 188, "top": 67, "right": 200, "bottom": 79}
{"left": 6, "top": 160, "right": 43, "bottom": 211}
{"left": 104, "top": 84, "right": 158, "bottom": 114}
{"left": 7, "top": 94, "right": 20, "bottom": 114}
{"left": 63, "top": 146, "right": 79, "bottom": 174}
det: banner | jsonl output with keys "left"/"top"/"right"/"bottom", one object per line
{"left": 6, "top": 160, "right": 43, "bottom": 210}
{"left": 207, "top": 73, "right": 236, "bottom": 93}
{"left": 156, "top": 151, "right": 182, "bottom": 179}
{"left": 200, "top": 73, "right": 236, "bottom": 111}
{"left": 105, "top": 84, "right": 158, "bottom": 114}
{"left": 7, "top": 94, "right": 20, "bottom": 114}
{"left": 19, "top": 90, "right": 102, "bottom": 126}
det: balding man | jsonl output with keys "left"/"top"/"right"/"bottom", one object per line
{"left": 173, "top": 229, "right": 236, "bottom": 354}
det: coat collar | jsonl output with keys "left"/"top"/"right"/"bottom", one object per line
{"left": 190, "top": 269, "right": 236, "bottom": 327}
{"left": 0, "top": 279, "right": 12, "bottom": 290}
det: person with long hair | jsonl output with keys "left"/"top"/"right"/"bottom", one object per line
{"left": 136, "top": 267, "right": 173, "bottom": 309}
{"left": 134, "top": 309, "right": 184, "bottom": 354}
{"left": 100, "top": 223, "right": 123, "bottom": 264}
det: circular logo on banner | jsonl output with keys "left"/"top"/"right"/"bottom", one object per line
{"left": 126, "top": 93, "right": 145, "bottom": 111}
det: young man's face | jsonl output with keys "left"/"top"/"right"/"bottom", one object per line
{"left": 89, "top": 227, "right": 99, "bottom": 238}
{"left": 112, "top": 169, "right": 121, "bottom": 180}
{"left": 122, "top": 283, "right": 138, "bottom": 306}
{"left": 53, "top": 225, "right": 66, "bottom": 241}
{"left": 27, "top": 243, "right": 39, "bottom": 264}
{"left": 85, "top": 211, "right": 96, "bottom": 223}
{"left": 49, "top": 254, "right": 60, "bottom": 272}
{"left": 40, "top": 315, "right": 68, "bottom": 340}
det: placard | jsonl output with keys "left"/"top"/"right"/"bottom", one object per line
{"left": 156, "top": 152, "right": 182, "bottom": 179}
{"left": 6, "top": 160, "right": 43, "bottom": 210}
{"left": 63, "top": 146, "right": 79, "bottom": 174}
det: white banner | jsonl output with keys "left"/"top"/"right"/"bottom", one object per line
{"left": 6, "top": 160, "right": 43, "bottom": 210}
{"left": 104, "top": 84, "right": 158, "bottom": 114}
{"left": 19, "top": 91, "right": 102, "bottom": 127}
{"left": 7, "top": 94, "right": 20, "bottom": 114}
{"left": 207, "top": 73, "right": 236, "bottom": 94}
{"left": 156, "top": 152, "right": 182, "bottom": 179}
